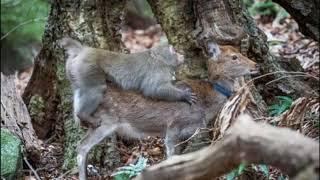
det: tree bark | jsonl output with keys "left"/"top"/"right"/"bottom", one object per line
{"left": 136, "top": 115, "right": 319, "bottom": 180}
{"left": 1, "top": 73, "right": 42, "bottom": 162}
{"left": 147, "top": 0, "right": 206, "bottom": 79}
{"left": 273, "top": 0, "right": 319, "bottom": 42}
{"left": 22, "top": 0, "right": 126, "bottom": 171}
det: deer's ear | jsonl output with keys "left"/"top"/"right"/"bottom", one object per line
{"left": 207, "top": 41, "right": 220, "bottom": 60}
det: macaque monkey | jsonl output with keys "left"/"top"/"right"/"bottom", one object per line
{"left": 58, "top": 37, "right": 196, "bottom": 127}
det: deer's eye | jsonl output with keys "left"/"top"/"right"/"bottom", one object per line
{"left": 232, "top": 55, "right": 238, "bottom": 60}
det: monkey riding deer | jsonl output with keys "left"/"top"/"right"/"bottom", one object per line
{"left": 58, "top": 37, "right": 196, "bottom": 128}
{"left": 75, "top": 42, "right": 259, "bottom": 180}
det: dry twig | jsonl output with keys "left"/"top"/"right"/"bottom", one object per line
{"left": 23, "top": 157, "right": 41, "bottom": 180}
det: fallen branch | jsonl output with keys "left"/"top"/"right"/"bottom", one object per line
{"left": 136, "top": 114, "right": 319, "bottom": 180}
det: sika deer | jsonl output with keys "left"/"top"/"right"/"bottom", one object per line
{"left": 75, "top": 42, "right": 258, "bottom": 180}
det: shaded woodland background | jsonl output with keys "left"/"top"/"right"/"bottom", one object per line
{"left": 1, "top": 0, "right": 319, "bottom": 179}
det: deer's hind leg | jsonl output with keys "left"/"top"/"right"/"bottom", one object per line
{"left": 164, "top": 127, "right": 182, "bottom": 157}
{"left": 77, "top": 124, "right": 117, "bottom": 180}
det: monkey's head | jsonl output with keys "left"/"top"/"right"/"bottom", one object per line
{"left": 57, "top": 37, "right": 83, "bottom": 59}
{"left": 151, "top": 44, "right": 185, "bottom": 67}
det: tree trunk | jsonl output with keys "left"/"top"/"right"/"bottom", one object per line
{"left": 1, "top": 73, "right": 42, "bottom": 163}
{"left": 273, "top": 0, "right": 319, "bottom": 42}
{"left": 23, "top": 0, "right": 126, "bottom": 172}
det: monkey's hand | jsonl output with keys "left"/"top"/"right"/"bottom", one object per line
{"left": 182, "top": 89, "right": 197, "bottom": 105}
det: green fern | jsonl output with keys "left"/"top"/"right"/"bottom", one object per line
{"left": 258, "top": 164, "right": 269, "bottom": 177}
{"left": 249, "top": 0, "right": 277, "bottom": 16}
{"left": 112, "top": 156, "right": 148, "bottom": 180}
{"left": 267, "top": 40, "right": 286, "bottom": 46}
{"left": 226, "top": 163, "right": 246, "bottom": 180}
{"left": 245, "top": 0, "right": 289, "bottom": 21}
{"left": 278, "top": 175, "right": 288, "bottom": 180}
{"left": 268, "top": 96, "right": 293, "bottom": 117}
{"left": 316, "top": 120, "right": 320, "bottom": 128}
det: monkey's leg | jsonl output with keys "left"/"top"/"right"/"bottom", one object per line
{"left": 75, "top": 86, "right": 106, "bottom": 128}
{"left": 77, "top": 124, "right": 117, "bottom": 180}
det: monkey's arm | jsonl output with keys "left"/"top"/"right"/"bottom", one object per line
{"left": 146, "top": 82, "right": 197, "bottom": 104}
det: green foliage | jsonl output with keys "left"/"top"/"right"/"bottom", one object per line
{"left": 1, "top": 128, "right": 22, "bottom": 180}
{"left": 278, "top": 175, "right": 288, "bottom": 180}
{"left": 316, "top": 119, "right": 320, "bottom": 128}
{"left": 112, "top": 156, "right": 148, "bottom": 180}
{"left": 267, "top": 40, "right": 286, "bottom": 46}
{"left": 242, "top": 0, "right": 255, "bottom": 9}
{"left": 28, "top": 95, "right": 46, "bottom": 122}
{"left": 1, "top": 0, "right": 49, "bottom": 44}
{"left": 242, "top": 0, "right": 289, "bottom": 20}
{"left": 226, "top": 163, "right": 246, "bottom": 180}
{"left": 258, "top": 164, "right": 269, "bottom": 177}
{"left": 249, "top": 0, "right": 277, "bottom": 16}
{"left": 135, "top": 0, "right": 153, "bottom": 17}
{"left": 226, "top": 164, "right": 275, "bottom": 180}
{"left": 268, "top": 96, "right": 293, "bottom": 117}
{"left": 275, "top": 7, "right": 289, "bottom": 21}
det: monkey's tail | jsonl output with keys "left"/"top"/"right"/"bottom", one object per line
{"left": 57, "top": 37, "right": 83, "bottom": 57}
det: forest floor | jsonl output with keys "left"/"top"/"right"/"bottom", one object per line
{"left": 18, "top": 14, "right": 319, "bottom": 180}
